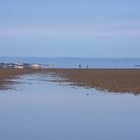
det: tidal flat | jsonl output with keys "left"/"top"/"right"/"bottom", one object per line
{"left": 0, "top": 68, "right": 140, "bottom": 140}
{"left": 0, "top": 68, "right": 140, "bottom": 94}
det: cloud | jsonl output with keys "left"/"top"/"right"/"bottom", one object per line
{"left": 0, "top": 19, "right": 140, "bottom": 37}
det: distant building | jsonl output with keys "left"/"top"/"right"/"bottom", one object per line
{"left": 6, "top": 63, "right": 15, "bottom": 68}
{"left": 15, "top": 65, "right": 24, "bottom": 69}
{"left": 0, "top": 62, "right": 48, "bottom": 69}
{"left": 14, "top": 63, "right": 24, "bottom": 69}
{"left": 31, "top": 64, "right": 42, "bottom": 69}
{"left": 0, "top": 63, "right": 15, "bottom": 68}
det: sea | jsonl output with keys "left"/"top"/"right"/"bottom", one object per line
{"left": 0, "top": 57, "right": 140, "bottom": 68}
{"left": 0, "top": 57, "right": 140, "bottom": 140}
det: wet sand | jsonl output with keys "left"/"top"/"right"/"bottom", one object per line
{"left": 46, "top": 68, "right": 140, "bottom": 94}
{"left": 0, "top": 68, "right": 140, "bottom": 94}
{"left": 0, "top": 69, "right": 42, "bottom": 90}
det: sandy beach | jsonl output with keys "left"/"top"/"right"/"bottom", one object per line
{"left": 0, "top": 68, "right": 140, "bottom": 94}
{"left": 46, "top": 68, "right": 140, "bottom": 94}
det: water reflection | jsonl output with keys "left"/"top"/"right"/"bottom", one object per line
{"left": 0, "top": 73, "right": 140, "bottom": 140}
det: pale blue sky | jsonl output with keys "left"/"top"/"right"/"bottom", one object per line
{"left": 0, "top": 0, "right": 140, "bottom": 57}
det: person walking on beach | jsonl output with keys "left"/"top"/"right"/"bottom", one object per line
{"left": 79, "top": 64, "right": 81, "bottom": 68}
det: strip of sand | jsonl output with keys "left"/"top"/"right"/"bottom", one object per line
{"left": 46, "top": 68, "right": 140, "bottom": 94}
{"left": 0, "top": 68, "right": 140, "bottom": 94}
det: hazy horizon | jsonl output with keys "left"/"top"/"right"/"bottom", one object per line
{"left": 0, "top": 56, "right": 140, "bottom": 59}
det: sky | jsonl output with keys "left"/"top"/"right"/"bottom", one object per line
{"left": 0, "top": 0, "right": 140, "bottom": 58}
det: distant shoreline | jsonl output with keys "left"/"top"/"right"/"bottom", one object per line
{"left": 0, "top": 57, "right": 140, "bottom": 69}
{"left": 0, "top": 68, "right": 140, "bottom": 94}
